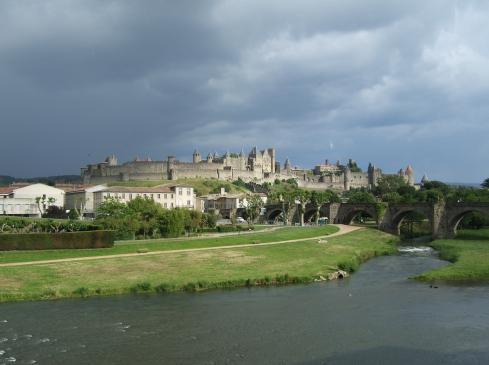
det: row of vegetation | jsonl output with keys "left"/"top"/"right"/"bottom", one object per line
{"left": 0, "top": 216, "right": 100, "bottom": 233}
{"left": 94, "top": 197, "right": 220, "bottom": 240}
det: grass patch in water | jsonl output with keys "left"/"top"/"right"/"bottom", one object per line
{"left": 416, "top": 228, "right": 489, "bottom": 282}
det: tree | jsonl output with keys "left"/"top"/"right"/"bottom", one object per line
{"left": 293, "top": 189, "right": 310, "bottom": 226}
{"left": 374, "top": 175, "right": 408, "bottom": 198}
{"left": 43, "top": 205, "right": 67, "bottom": 219}
{"left": 35, "top": 195, "right": 56, "bottom": 216}
{"left": 204, "top": 210, "right": 218, "bottom": 229}
{"left": 482, "top": 178, "right": 489, "bottom": 189}
{"left": 242, "top": 194, "right": 264, "bottom": 226}
{"left": 346, "top": 191, "right": 377, "bottom": 204}
{"left": 310, "top": 190, "right": 340, "bottom": 225}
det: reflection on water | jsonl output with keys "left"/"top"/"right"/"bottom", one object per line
{"left": 1, "top": 250, "right": 489, "bottom": 365}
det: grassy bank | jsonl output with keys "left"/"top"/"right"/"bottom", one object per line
{"left": 0, "top": 228, "right": 397, "bottom": 302}
{"left": 0, "top": 225, "right": 338, "bottom": 264}
{"left": 416, "top": 228, "right": 489, "bottom": 282}
{"left": 106, "top": 178, "right": 250, "bottom": 195}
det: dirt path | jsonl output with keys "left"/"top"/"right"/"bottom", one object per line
{"left": 0, "top": 225, "right": 362, "bottom": 268}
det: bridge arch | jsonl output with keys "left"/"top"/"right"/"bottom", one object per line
{"left": 335, "top": 204, "right": 378, "bottom": 225}
{"left": 266, "top": 208, "right": 283, "bottom": 223}
{"left": 446, "top": 204, "right": 489, "bottom": 237}
{"left": 304, "top": 209, "right": 317, "bottom": 223}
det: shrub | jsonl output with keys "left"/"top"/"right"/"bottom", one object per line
{"left": 73, "top": 287, "right": 90, "bottom": 297}
{"left": 154, "top": 283, "right": 173, "bottom": 293}
{"left": 130, "top": 282, "right": 152, "bottom": 293}
{"left": 338, "top": 259, "right": 359, "bottom": 273}
{"left": 0, "top": 216, "right": 101, "bottom": 234}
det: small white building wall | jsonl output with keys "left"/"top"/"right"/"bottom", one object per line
{"left": 0, "top": 197, "right": 39, "bottom": 216}
{"left": 92, "top": 186, "right": 196, "bottom": 215}
{"left": 13, "top": 184, "right": 65, "bottom": 208}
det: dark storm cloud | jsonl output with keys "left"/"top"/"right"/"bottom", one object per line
{"left": 1, "top": 0, "right": 488, "bottom": 182}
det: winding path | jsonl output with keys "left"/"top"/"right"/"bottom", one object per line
{"left": 0, "top": 225, "right": 362, "bottom": 268}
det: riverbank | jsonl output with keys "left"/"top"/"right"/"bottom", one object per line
{"left": 416, "top": 228, "right": 489, "bottom": 282}
{"left": 0, "top": 227, "right": 397, "bottom": 302}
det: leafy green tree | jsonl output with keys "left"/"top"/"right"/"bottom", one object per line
{"left": 383, "top": 192, "right": 402, "bottom": 203}
{"left": 374, "top": 175, "right": 408, "bottom": 198}
{"left": 482, "top": 178, "right": 489, "bottom": 189}
{"left": 205, "top": 209, "right": 218, "bottom": 229}
{"left": 346, "top": 191, "right": 377, "bottom": 204}
{"left": 35, "top": 196, "right": 56, "bottom": 216}
{"left": 293, "top": 189, "right": 310, "bottom": 226}
{"left": 242, "top": 194, "right": 264, "bottom": 226}
{"left": 96, "top": 197, "right": 130, "bottom": 218}
{"left": 95, "top": 197, "right": 138, "bottom": 239}
{"left": 309, "top": 190, "right": 340, "bottom": 224}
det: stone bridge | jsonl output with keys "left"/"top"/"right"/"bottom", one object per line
{"left": 263, "top": 202, "right": 489, "bottom": 239}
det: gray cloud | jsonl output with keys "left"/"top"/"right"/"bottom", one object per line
{"left": 0, "top": 0, "right": 488, "bottom": 183}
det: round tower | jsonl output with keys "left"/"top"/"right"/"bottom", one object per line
{"left": 405, "top": 165, "right": 415, "bottom": 186}
{"left": 193, "top": 149, "right": 201, "bottom": 163}
{"left": 421, "top": 174, "right": 429, "bottom": 185}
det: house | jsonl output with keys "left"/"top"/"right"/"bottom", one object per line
{"left": 92, "top": 185, "right": 197, "bottom": 216}
{"left": 0, "top": 183, "right": 65, "bottom": 217}
{"left": 64, "top": 184, "right": 107, "bottom": 218}
{"left": 199, "top": 188, "right": 267, "bottom": 218}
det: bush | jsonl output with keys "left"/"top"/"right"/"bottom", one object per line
{"left": 0, "top": 216, "right": 101, "bottom": 234}
{"left": 130, "top": 282, "right": 152, "bottom": 293}
{"left": 0, "top": 230, "right": 115, "bottom": 251}
{"left": 217, "top": 225, "right": 252, "bottom": 233}
{"left": 73, "top": 287, "right": 90, "bottom": 297}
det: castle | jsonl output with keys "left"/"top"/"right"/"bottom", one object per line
{"left": 81, "top": 147, "right": 415, "bottom": 191}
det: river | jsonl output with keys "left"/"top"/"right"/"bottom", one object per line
{"left": 1, "top": 248, "right": 489, "bottom": 364}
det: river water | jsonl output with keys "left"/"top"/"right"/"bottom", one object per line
{"left": 1, "top": 248, "right": 489, "bottom": 364}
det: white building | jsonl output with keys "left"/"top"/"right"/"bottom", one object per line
{"left": 92, "top": 185, "right": 196, "bottom": 215}
{"left": 200, "top": 188, "right": 267, "bottom": 218}
{"left": 0, "top": 183, "right": 65, "bottom": 217}
{"left": 64, "top": 184, "right": 107, "bottom": 218}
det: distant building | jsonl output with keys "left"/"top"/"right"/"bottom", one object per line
{"left": 0, "top": 183, "right": 65, "bottom": 217}
{"left": 80, "top": 146, "right": 416, "bottom": 192}
{"left": 92, "top": 185, "right": 197, "bottom": 216}
{"left": 200, "top": 187, "right": 267, "bottom": 218}
{"left": 81, "top": 147, "right": 278, "bottom": 184}
{"left": 64, "top": 184, "right": 107, "bottom": 218}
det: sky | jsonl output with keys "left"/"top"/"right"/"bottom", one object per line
{"left": 1, "top": 0, "right": 488, "bottom": 183}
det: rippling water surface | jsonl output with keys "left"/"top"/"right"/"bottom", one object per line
{"left": 1, "top": 250, "right": 489, "bottom": 364}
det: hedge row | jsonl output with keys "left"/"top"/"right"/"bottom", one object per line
{"left": 216, "top": 225, "right": 254, "bottom": 233}
{"left": 0, "top": 216, "right": 101, "bottom": 234}
{"left": 0, "top": 230, "right": 115, "bottom": 251}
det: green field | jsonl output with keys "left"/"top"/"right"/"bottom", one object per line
{"left": 106, "top": 178, "right": 250, "bottom": 195}
{"left": 417, "top": 228, "right": 489, "bottom": 282}
{"left": 0, "top": 225, "right": 338, "bottom": 264}
{"left": 0, "top": 228, "right": 398, "bottom": 302}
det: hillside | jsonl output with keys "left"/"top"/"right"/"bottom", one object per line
{"left": 107, "top": 178, "right": 251, "bottom": 196}
{"left": 0, "top": 175, "right": 81, "bottom": 187}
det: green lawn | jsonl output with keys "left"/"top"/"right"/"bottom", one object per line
{"left": 416, "top": 228, "right": 489, "bottom": 282}
{"left": 0, "top": 228, "right": 397, "bottom": 302}
{"left": 0, "top": 225, "right": 339, "bottom": 264}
